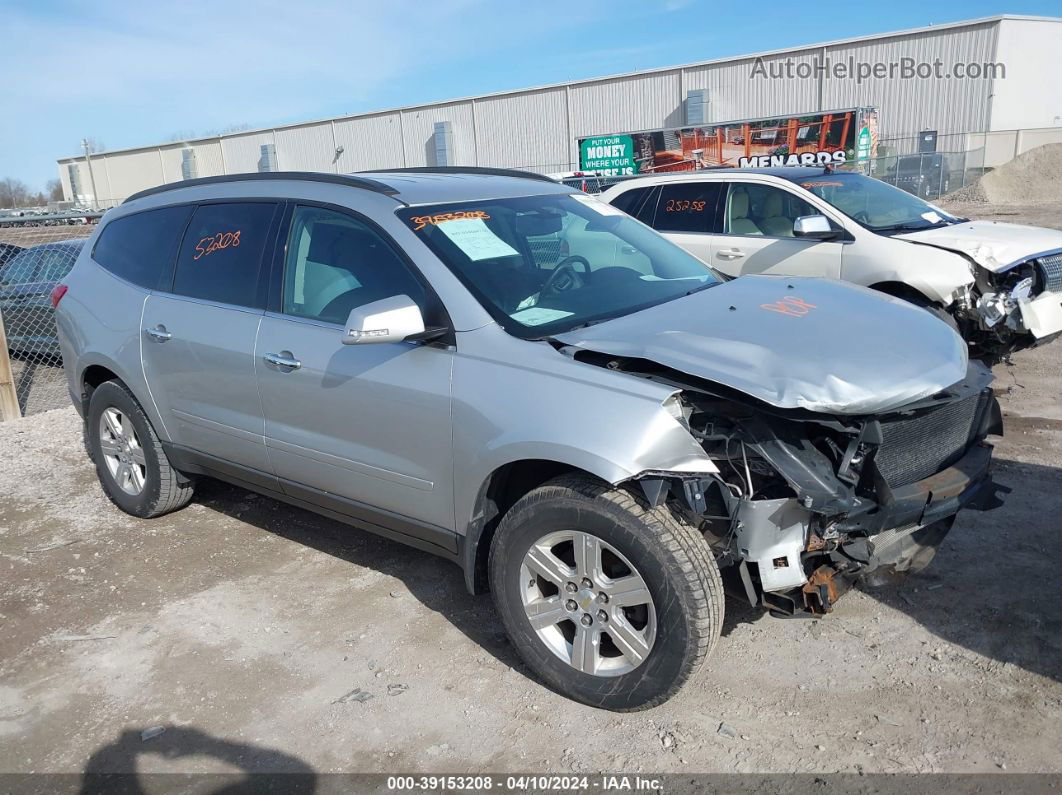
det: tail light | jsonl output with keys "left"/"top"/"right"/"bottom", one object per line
{"left": 50, "top": 284, "right": 68, "bottom": 308}
{"left": 559, "top": 239, "right": 570, "bottom": 259}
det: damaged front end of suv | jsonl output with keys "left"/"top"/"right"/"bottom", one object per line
{"left": 625, "top": 360, "right": 1001, "bottom": 615}
{"left": 556, "top": 277, "right": 1005, "bottom": 617}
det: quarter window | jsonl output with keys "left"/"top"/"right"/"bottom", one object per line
{"left": 172, "top": 202, "right": 277, "bottom": 307}
{"left": 93, "top": 205, "right": 193, "bottom": 289}
{"left": 652, "top": 183, "right": 723, "bottom": 234}
{"left": 609, "top": 186, "right": 655, "bottom": 221}
{"left": 282, "top": 206, "right": 426, "bottom": 325}
{"left": 723, "top": 183, "right": 818, "bottom": 238}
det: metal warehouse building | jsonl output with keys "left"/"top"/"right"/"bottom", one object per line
{"left": 58, "top": 14, "right": 1062, "bottom": 207}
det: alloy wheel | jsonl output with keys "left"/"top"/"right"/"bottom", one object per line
{"left": 98, "top": 407, "right": 147, "bottom": 496}
{"left": 519, "top": 530, "right": 656, "bottom": 677}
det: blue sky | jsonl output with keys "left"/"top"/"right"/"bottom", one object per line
{"left": 1, "top": 0, "right": 1059, "bottom": 190}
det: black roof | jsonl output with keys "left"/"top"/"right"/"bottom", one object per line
{"left": 122, "top": 167, "right": 556, "bottom": 205}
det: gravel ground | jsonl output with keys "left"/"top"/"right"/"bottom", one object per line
{"left": 0, "top": 204, "right": 1060, "bottom": 778}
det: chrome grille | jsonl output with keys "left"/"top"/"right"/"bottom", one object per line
{"left": 874, "top": 394, "right": 983, "bottom": 488}
{"left": 1038, "top": 253, "right": 1062, "bottom": 294}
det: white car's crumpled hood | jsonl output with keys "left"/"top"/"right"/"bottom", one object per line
{"left": 555, "top": 276, "right": 969, "bottom": 415}
{"left": 896, "top": 220, "right": 1062, "bottom": 273}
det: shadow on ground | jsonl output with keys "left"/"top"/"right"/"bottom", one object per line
{"left": 80, "top": 725, "right": 316, "bottom": 793}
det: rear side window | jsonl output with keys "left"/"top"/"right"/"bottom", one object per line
{"left": 608, "top": 186, "right": 657, "bottom": 223}
{"left": 93, "top": 205, "right": 193, "bottom": 289}
{"left": 172, "top": 202, "right": 278, "bottom": 307}
{"left": 653, "top": 182, "right": 723, "bottom": 234}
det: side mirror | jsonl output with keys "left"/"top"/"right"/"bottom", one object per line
{"left": 793, "top": 214, "right": 838, "bottom": 240}
{"left": 342, "top": 295, "right": 426, "bottom": 345}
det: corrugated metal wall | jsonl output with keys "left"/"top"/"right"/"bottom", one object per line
{"left": 333, "top": 113, "right": 405, "bottom": 172}
{"left": 474, "top": 88, "right": 570, "bottom": 171}
{"left": 821, "top": 21, "right": 998, "bottom": 137}
{"left": 57, "top": 18, "right": 1023, "bottom": 204}
{"left": 683, "top": 49, "right": 822, "bottom": 122}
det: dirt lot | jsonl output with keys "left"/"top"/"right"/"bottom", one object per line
{"left": 1, "top": 204, "right": 1061, "bottom": 779}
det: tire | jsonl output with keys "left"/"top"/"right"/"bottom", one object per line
{"left": 488, "top": 473, "right": 723, "bottom": 711}
{"left": 892, "top": 290, "right": 961, "bottom": 334}
{"left": 85, "top": 380, "right": 194, "bottom": 518}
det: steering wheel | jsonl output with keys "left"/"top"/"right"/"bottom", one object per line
{"left": 851, "top": 209, "right": 871, "bottom": 223}
{"left": 542, "top": 255, "right": 591, "bottom": 296}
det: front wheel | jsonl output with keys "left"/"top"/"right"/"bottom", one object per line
{"left": 488, "top": 474, "right": 723, "bottom": 711}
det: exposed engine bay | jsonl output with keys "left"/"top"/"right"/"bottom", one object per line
{"left": 938, "top": 248, "right": 1062, "bottom": 361}
{"left": 586, "top": 353, "right": 1005, "bottom": 617}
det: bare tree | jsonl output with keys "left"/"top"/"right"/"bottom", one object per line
{"left": 166, "top": 123, "right": 251, "bottom": 142}
{"left": 0, "top": 177, "right": 33, "bottom": 208}
{"left": 47, "top": 179, "right": 64, "bottom": 202}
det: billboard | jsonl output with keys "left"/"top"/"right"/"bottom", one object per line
{"left": 577, "top": 108, "right": 878, "bottom": 175}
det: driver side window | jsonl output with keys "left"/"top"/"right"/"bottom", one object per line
{"left": 282, "top": 206, "right": 426, "bottom": 325}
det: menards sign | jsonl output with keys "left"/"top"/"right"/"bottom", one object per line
{"left": 577, "top": 107, "right": 878, "bottom": 174}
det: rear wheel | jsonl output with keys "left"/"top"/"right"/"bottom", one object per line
{"left": 86, "top": 380, "right": 194, "bottom": 518}
{"left": 489, "top": 474, "right": 723, "bottom": 711}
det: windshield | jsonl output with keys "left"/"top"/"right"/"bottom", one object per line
{"left": 399, "top": 193, "right": 721, "bottom": 338}
{"left": 792, "top": 173, "right": 962, "bottom": 233}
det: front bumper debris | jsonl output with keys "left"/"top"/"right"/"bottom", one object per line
{"left": 629, "top": 363, "right": 1004, "bottom": 618}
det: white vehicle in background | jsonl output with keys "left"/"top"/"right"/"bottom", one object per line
{"left": 601, "top": 168, "right": 1062, "bottom": 362}
{"left": 548, "top": 171, "right": 613, "bottom": 194}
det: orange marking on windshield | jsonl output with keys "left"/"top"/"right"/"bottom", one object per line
{"left": 410, "top": 210, "right": 491, "bottom": 231}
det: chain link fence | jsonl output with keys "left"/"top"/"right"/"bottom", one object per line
{"left": 0, "top": 213, "right": 98, "bottom": 419}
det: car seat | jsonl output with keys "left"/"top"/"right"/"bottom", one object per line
{"left": 727, "top": 188, "right": 762, "bottom": 236}
{"left": 758, "top": 191, "right": 794, "bottom": 237}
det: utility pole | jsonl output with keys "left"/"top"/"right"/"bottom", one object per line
{"left": 81, "top": 138, "right": 99, "bottom": 211}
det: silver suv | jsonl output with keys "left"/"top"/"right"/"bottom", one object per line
{"left": 56, "top": 168, "right": 1002, "bottom": 710}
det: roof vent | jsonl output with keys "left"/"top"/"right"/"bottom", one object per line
{"left": 258, "top": 143, "right": 278, "bottom": 173}
{"left": 433, "top": 121, "right": 453, "bottom": 167}
{"left": 686, "top": 89, "right": 709, "bottom": 125}
{"left": 181, "top": 149, "right": 198, "bottom": 180}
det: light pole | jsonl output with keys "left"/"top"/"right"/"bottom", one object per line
{"left": 81, "top": 138, "right": 99, "bottom": 211}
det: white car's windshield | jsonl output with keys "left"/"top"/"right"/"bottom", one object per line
{"left": 792, "top": 172, "right": 963, "bottom": 233}
{"left": 400, "top": 193, "right": 721, "bottom": 338}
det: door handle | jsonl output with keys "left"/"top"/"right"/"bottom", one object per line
{"left": 263, "top": 351, "right": 302, "bottom": 371}
{"left": 716, "top": 248, "right": 746, "bottom": 259}
{"left": 144, "top": 325, "right": 172, "bottom": 342}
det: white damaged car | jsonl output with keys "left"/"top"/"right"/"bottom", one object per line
{"left": 601, "top": 168, "right": 1062, "bottom": 362}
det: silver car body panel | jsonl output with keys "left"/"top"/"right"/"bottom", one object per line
{"left": 450, "top": 322, "right": 719, "bottom": 533}
{"left": 555, "top": 275, "right": 969, "bottom": 415}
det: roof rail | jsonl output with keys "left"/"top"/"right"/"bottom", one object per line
{"left": 123, "top": 171, "right": 401, "bottom": 204}
{"left": 361, "top": 166, "right": 556, "bottom": 184}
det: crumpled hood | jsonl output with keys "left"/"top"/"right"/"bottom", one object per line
{"left": 555, "top": 276, "right": 969, "bottom": 415}
{"left": 896, "top": 220, "right": 1062, "bottom": 273}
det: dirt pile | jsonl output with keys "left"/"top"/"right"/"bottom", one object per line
{"left": 945, "top": 143, "right": 1062, "bottom": 204}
